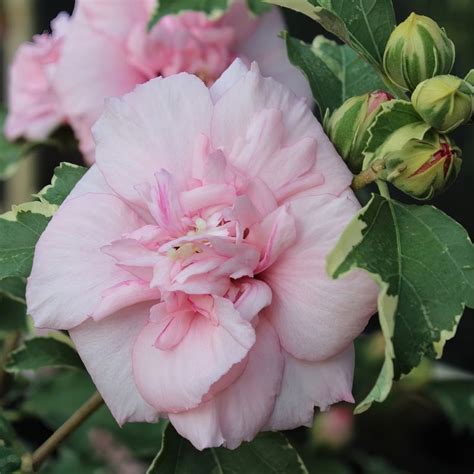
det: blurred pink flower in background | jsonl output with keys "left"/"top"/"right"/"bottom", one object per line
{"left": 5, "top": 0, "right": 310, "bottom": 164}
{"left": 5, "top": 13, "right": 69, "bottom": 141}
{"left": 312, "top": 405, "right": 354, "bottom": 449}
{"left": 27, "top": 60, "right": 376, "bottom": 450}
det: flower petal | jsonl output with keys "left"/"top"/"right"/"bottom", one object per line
{"left": 262, "top": 191, "right": 377, "bottom": 361}
{"left": 169, "top": 318, "right": 283, "bottom": 449}
{"left": 235, "top": 7, "right": 312, "bottom": 102}
{"left": 54, "top": 8, "right": 145, "bottom": 162}
{"left": 92, "top": 280, "right": 160, "bottom": 321}
{"left": 132, "top": 297, "right": 256, "bottom": 413}
{"left": 265, "top": 345, "right": 354, "bottom": 431}
{"left": 211, "top": 62, "right": 353, "bottom": 199}
{"left": 27, "top": 193, "right": 145, "bottom": 329}
{"left": 93, "top": 74, "right": 213, "bottom": 203}
{"left": 69, "top": 303, "right": 157, "bottom": 424}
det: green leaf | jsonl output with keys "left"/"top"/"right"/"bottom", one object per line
{"left": 0, "top": 414, "right": 16, "bottom": 446}
{"left": 0, "top": 204, "right": 53, "bottom": 280}
{"left": 36, "top": 162, "right": 87, "bottom": 206}
{"left": 0, "top": 107, "right": 27, "bottom": 180}
{"left": 0, "top": 278, "right": 26, "bottom": 304}
{"left": 148, "top": 424, "right": 308, "bottom": 473}
{"left": 6, "top": 337, "right": 84, "bottom": 372}
{"left": 0, "top": 446, "right": 21, "bottom": 473}
{"left": 327, "top": 195, "right": 474, "bottom": 413}
{"left": 268, "top": 0, "right": 396, "bottom": 67}
{"left": 0, "top": 296, "right": 27, "bottom": 333}
{"left": 247, "top": 0, "right": 271, "bottom": 14}
{"left": 41, "top": 448, "right": 107, "bottom": 474}
{"left": 285, "top": 34, "right": 387, "bottom": 114}
{"left": 464, "top": 69, "right": 474, "bottom": 87}
{"left": 426, "top": 379, "right": 474, "bottom": 434}
{"left": 149, "top": 0, "right": 228, "bottom": 30}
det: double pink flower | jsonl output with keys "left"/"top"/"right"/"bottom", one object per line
{"left": 27, "top": 60, "right": 377, "bottom": 449}
{"left": 5, "top": 0, "right": 310, "bottom": 163}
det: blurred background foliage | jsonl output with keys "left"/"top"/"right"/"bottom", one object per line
{"left": 0, "top": 1, "right": 473, "bottom": 473}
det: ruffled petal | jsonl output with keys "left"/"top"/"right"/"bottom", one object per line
{"left": 265, "top": 345, "right": 354, "bottom": 431}
{"left": 132, "top": 296, "right": 256, "bottom": 413}
{"left": 69, "top": 303, "right": 157, "bottom": 424}
{"left": 169, "top": 318, "right": 283, "bottom": 449}
{"left": 93, "top": 74, "right": 213, "bottom": 203}
{"left": 211, "top": 62, "right": 353, "bottom": 199}
{"left": 26, "top": 193, "right": 145, "bottom": 329}
{"left": 262, "top": 191, "right": 377, "bottom": 361}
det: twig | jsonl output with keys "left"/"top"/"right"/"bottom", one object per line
{"left": 352, "top": 159, "right": 386, "bottom": 190}
{"left": 31, "top": 391, "right": 104, "bottom": 471}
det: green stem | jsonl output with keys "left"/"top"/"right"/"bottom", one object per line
{"left": 352, "top": 159, "right": 386, "bottom": 190}
{"left": 376, "top": 180, "right": 391, "bottom": 199}
{"left": 30, "top": 391, "right": 104, "bottom": 471}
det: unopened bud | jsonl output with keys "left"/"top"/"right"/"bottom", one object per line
{"left": 383, "top": 13, "right": 455, "bottom": 91}
{"left": 381, "top": 133, "right": 461, "bottom": 200}
{"left": 412, "top": 75, "right": 473, "bottom": 133}
{"left": 326, "top": 91, "right": 393, "bottom": 173}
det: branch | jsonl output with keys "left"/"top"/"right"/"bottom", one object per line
{"left": 352, "top": 159, "right": 386, "bottom": 190}
{"left": 30, "top": 391, "right": 104, "bottom": 471}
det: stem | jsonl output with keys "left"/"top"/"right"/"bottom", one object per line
{"left": 31, "top": 391, "right": 104, "bottom": 471}
{"left": 0, "top": 331, "right": 20, "bottom": 398}
{"left": 376, "top": 180, "right": 391, "bottom": 199}
{"left": 352, "top": 159, "right": 386, "bottom": 190}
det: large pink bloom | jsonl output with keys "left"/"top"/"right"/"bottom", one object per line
{"left": 27, "top": 61, "right": 376, "bottom": 450}
{"left": 52, "top": 0, "right": 311, "bottom": 163}
{"left": 5, "top": 13, "right": 69, "bottom": 141}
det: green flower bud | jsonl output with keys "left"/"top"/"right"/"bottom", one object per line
{"left": 326, "top": 91, "right": 393, "bottom": 173}
{"left": 381, "top": 132, "right": 461, "bottom": 200}
{"left": 383, "top": 13, "right": 455, "bottom": 91}
{"left": 412, "top": 75, "right": 473, "bottom": 133}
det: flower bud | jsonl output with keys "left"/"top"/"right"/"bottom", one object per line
{"left": 326, "top": 91, "right": 393, "bottom": 173}
{"left": 381, "top": 132, "right": 461, "bottom": 200}
{"left": 412, "top": 75, "right": 473, "bottom": 133}
{"left": 383, "top": 13, "right": 455, "bottom": 91}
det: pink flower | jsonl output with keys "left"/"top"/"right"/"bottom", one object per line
{"left": 53, "top": 0, "right": 311, "bottom": 163}
{"left": 5, "top": 13, "right": 69, "bottom": 141}
{"left": 26, "top": 60, "right": 376, "bottom": 450}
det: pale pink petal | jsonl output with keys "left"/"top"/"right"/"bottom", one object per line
{"left": 262, "top": 191, "right": 377, "bottom": 361}
{"left": 265, "top": 346, "right": 354, "bottom": 431}
{"left": 26, "top": 194, "right": 145, "bottom": 329}
{"left": 234, "top": 279, "right": 272, "bottom": 321}
{"left": 265, "top": 344, "right": 354, "bottom": 431}
{"left": 69, "top": 303, "right": 158, "bottom": 424}
{"left": 92, "top": 280, "right": 160, "bottom": 321}
{"left": 211, "top": 62, "right": 352, "bottom": 198}
{"left": 209, "top": 58, "right": 249, "bottom": 103}
{"left": 93, "top": 74, "right": 213, "bottom": 203}
{"left": 236, "top": 8, "right": 312, "bottom": 102}
{"left": 5, "top": 14, "right": 69, "bottom": 141}
{"left": 169, "top": 318, "right": 283, "bottom": 449}
{"left": 246, "top": 205, "right": 297, "bottom": 272}
{"left": 132, "top": 297, "right": 256, "bottom": 413}
{"left": 152, "top": 308, "right": 195, "bottom": 351}
{"left": 77, "top": 0, "right": 150, "bottom": 43}
{"left": 54, "top": 8, "right": 145, "bottom": 162}
{"left": 66, "top": 164, "right": 113, "bottom": 202}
